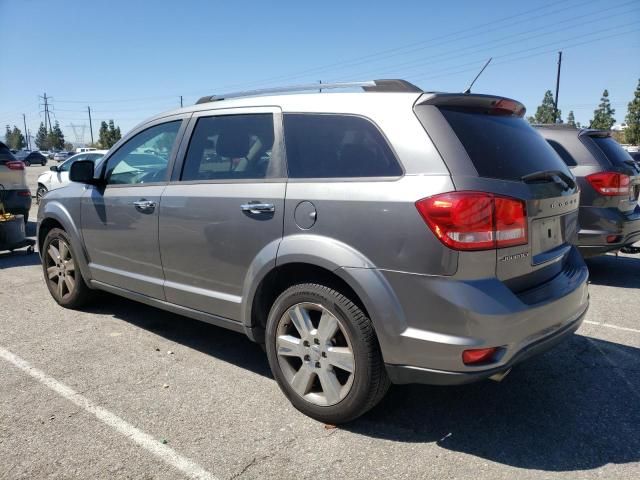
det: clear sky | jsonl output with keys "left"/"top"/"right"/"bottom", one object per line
{"left": 1, "top": 0, "right": 639, "bottom": 146}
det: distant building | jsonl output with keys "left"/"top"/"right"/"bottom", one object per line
{"left": 611, "top": 123, "right": 628, "bottom": 131}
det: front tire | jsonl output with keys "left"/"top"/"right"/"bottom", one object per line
{"left": 42, "top": 228, "right": 92, "bottom": 308}
{"left": 36, "top": 185, "right": 48, "bottom": 204}
{"left": 265, "top": 283, "right": 389, "bottom": 424}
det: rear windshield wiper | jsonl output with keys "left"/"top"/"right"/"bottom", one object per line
{"left": 520, "top": 170, "right": 576, "bottom": 190}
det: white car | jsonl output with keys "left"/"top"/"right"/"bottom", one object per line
{"left": 36, "top": 150, "right": 107, "bottom": 203}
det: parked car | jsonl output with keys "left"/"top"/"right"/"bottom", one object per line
{"left": 75, "top": 147, "right": 97, "bottom": 153}
{"left": 53, "top": 151, "right": 72, "bottom": 162}
{"left": 0, "top": 141, "right": 32, "bottom": 223}
{"left": 38, "top": 80, "right": 589, "bottom": 423}
{"left": 12, "top": 150, "right": 31, "bottom": 161}
{"left": 536, "top": 125, "right": 640, "bottom": 256}
{"left": 21, "top": 150, "right": 48, "bottom": 167}
{"left": 36, "top": 150, "right": 107, "bottom": 203}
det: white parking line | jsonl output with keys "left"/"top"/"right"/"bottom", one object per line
{"left": 584, "top": 320, "right": 640, "bottom": 334}
{"left": 0, "top": 346, "right": 217, "bottom": 480}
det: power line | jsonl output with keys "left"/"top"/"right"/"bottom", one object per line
{"left": 336, "top": 3, "right": 640, "bottom": 81}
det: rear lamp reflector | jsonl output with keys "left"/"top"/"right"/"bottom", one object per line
{"left": 462, "top": 347, "right": 499, "bottom": 365}
{"left": 17, "top": 190, "right": 31, "bottom": 197}
{"left": 6, "top": 161, "right": 25, "bottom": 170}
{"left": 606, "top": 235, "right": 621, "bottom": 244}
{"left": 415, "top": 192, "right": 527, "bottom": 251}
{"left": 586, "top": 172, "right": 630, "bottom": 196}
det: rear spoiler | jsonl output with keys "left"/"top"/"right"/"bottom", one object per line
{"left": 416, "top": 93, "right": 526, "bottom": 118}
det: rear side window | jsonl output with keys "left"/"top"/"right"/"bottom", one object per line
{"left": 589, "top": 136, "right": 635, "bottom": 167}
{"left": 547, "top": 139, "right": 577, "bottom": 167}
{"left": 439, "top": 108, "right": 572, "bottom": 181}
{"left": 181, "top": 114, "right": 275, "bottom": 181}
{"left": 283, "top": 114, "right": 402, "bottom": 178}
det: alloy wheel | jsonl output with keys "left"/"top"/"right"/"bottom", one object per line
{"left": 276, "top": 302, "right": 355, "bottom": 406}
{"left": 36, "top": 186, "right": 47, "bottom": 204}
{"left": 45, "top": 238, "right": 77, "bottom": 301}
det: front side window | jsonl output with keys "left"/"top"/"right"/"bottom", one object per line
{"left": 181, "top": 114, "right": 275, "bottom": 181}
{"left": 283, "top": 114, "right": 402, "bottom": 178}
{"left": 105, "top": 121, "right": 181, "bottom": 185}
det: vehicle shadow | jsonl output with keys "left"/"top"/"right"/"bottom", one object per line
{"left": 83, "top": 295, "right": 271, "bottom": 379}
{"left": 586, "top": 253, "right": 640, "bottom": 288}
{"left": 0, "top": 249, "right": 40, "bottom": 268}
{"left": 346, "top": 334, "right": 640, "bottom": 472}
{"left": 83, "top": 295, "right": 639, "bottom": 472}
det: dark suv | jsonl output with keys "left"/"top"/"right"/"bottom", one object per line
{"left": 38, "top": 80, "right": 589, "bottom": 423}
{"left": 536, "top": 126, "right": 640, "bottom": 256}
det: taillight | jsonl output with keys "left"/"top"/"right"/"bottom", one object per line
{"left": 586, "top": 172, "right": 630, "bottom": 196}
{"left": 462, "top": 347, "right": 498, "bottom": 365}
{"left": 6, "top": 161, "right": 25, "bottom": 170}
{"left": 415, "top": 192, "right": 527, "bottom": 251}
{"left": 17, "top": 190, "right": 31, "bottom": 197}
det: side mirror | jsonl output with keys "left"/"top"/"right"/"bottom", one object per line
{"left": 69, "top": 160, "right": 97, "bottom": 184}
{"left": 50, "top": 165, "right": 58, "bottom": 172}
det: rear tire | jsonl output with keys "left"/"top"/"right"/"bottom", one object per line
{"left": 24, "top": 160, "right": 31, "bottom": 167}
{"left": 265, "top": 283, "right": 389, "bottom": 424}
{"left": 42, "top": 228, "right": 93, "bottom": 308}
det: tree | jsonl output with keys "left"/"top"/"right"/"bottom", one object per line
{"left": 35, "top": 122, "right": 49, "bottom": 150}
{"left": 528, "top": 90, "right": 560, "bottom": 124}
{"left": 625, "top": 78, "right": 640, "bottom": 145}
{"left": 47, "top": 121, "right": 65, "bottom": 150}
{"left": 98, "top": 119, "right": 122, "bottom": 148}
{"left": 3, "top": 125, "right": 26, "bottom": 150}
{"left": 567, "top": 111, "right": 576, "bottom": 127}
{"left": 590, "top": 89, "right": 616, "bottom": 130}
{"left": 64, "top": 141, "right": 74, "bottom": 151}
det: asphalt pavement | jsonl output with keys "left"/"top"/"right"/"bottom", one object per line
{"left": 0, "top": 164, "right": 638, "bottom": 479}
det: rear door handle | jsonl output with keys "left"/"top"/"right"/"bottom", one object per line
{"left": 240, "top": 202, "right": 275, "bottom": 214}
{"left": 133, "top": 200, "right": 156, "bottom": 213}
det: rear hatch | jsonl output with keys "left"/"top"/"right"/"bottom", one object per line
{"left": 414, "top": 94, "right": 580, "bottom": 295}
{"left": 0, "top": 142, "right": 27, "bottom": 190}
{"left": 580, "top": 131, "right": 640, "bottom": 212}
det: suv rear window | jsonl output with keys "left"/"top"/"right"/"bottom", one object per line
{"left": 438, "top": 108, "right": 572, "bottom": 181}
{"left": 589, "top": 136, "right": 635, "bottom": 168}
{"left": 0, "top": 143, "right": 17, "bottom": 163}
{"left": 283, "top": 114, "right": 402, "bottom": 178}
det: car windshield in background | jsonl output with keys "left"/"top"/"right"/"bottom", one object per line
{"left": 438, "top": 107, "right": 572, "bottom": 181}
{"left": 590, "top": 136, "right": 636, "bottom": 167}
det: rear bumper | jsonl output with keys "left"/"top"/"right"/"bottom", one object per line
{"left": 577, "top": 206, "right": 640, "bottom": 256}
{"left": 1, "top": 189, "right": 32, "bottom": 214}
{"left": 386, "top": 306, "right": 586, "bottom": 385}
{"left": 376, "top": 247, "right": 589, "bottom": 385}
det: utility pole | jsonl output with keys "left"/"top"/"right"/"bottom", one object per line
{"left": 22, "top": 114, "right": 30, "bottom": 150}
{"left": 554, "top": 51, "right": 562, "bottom": 123}
{"left": 87, "top": 106, "right": 94, "bottom": 145}
{"left": 180, "top": 96, "right": 183, "bottom": 108}
{"left": 43, "top": 93, "right": 53, "bottom": 132}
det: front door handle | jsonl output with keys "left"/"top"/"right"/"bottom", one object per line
{"left": 240, "top": 202, "right": 275, "bottom": 214}
{"left": 133, "top": 199, "right": 156, "bottom": 213}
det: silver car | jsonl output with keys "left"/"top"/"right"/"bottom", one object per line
{"left": 37, "top": 80, "right": 589, "bottom": 423}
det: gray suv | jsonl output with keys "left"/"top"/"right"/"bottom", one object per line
{"left": 536, "top": 126, "right": 640, "bottom": 256}
{"left": 38, "top": 80, "right": 589, "bottom": 423}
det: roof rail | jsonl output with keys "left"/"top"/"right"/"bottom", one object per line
{"left": 195, "top": 79, "right": 422, "bottom": 104}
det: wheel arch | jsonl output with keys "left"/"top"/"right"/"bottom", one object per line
{"left": 38, "top": 203, "right": 92, "bottom": 283}
{"left": 241, "top": 235, "right": 407, "bottom": 350}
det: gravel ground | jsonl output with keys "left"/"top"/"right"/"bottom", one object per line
{"left": 0, "top": 165, "right": 638, "bottom": 479}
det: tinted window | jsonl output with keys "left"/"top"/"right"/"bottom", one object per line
{"left": 181, "top": 114, "right": 275, "bottom": 181}
{"left": 590, "top": 136, "right": 635, "bottom": 167}
{"left": 284, "top": 114, "right": 402, "bottom": 178}
{"left": 105, "top": 121, "right": 181, "bottom": 185}
{"left": 439, "top": 108, "right": 572, "bottom": 181}
{"left": 547, "top": 139, "right": 577, "bottom": 167}
{"left": 0, "top": 143, "right": 16, "bottom": 162}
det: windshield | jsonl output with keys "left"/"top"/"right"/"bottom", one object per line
{"left": 437, "top": 107, "right": 573, "bottom": 181}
